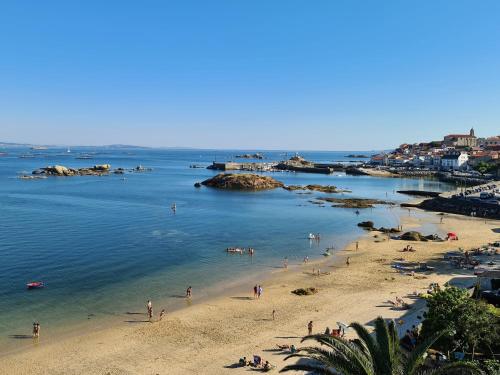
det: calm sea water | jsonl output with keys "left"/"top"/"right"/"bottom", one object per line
{"left": 0, "top": 147, "right": 452, "bottom": 348}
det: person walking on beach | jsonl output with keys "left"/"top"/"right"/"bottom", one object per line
{"left": 253, "top": 285, "right": 258, "bottom": 299}
{"left": 32, "top": 322, "right": 40, "bottom": 338}
{"left": 159, "top": 309, "right": 166, "bottom": 321}
{"left": 186, "top": 286, "right": 192, "bottom": 298}
{"left": 147, "top": 300, "right": 153, "bottom": 321}
{"left": 258, "top": 285, "right": 263, "bottom": 299}
{"left": 283, "top": 257, "right": 288, "bottom": 269}
{"left": 355, "top": 241, "right": 359, "bottom": 251}
{"left": 303, "top": 256, "right": 309, "bottom": 263}
{"left": 272, "top": 309, "right": 276, "bottom": 321}
{"left": 307, "top": 321, "right": 313, "bottom": 335}
{"left": 346, "top": 257, "right": 350, "bottom": 266}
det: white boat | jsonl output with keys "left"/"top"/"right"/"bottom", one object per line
{"left": 67, "top": 147, "right": 71, "bottom": 153}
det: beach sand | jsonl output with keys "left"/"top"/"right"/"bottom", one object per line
{"left": 0, "top": 212, "right": 498, "bottom": 374}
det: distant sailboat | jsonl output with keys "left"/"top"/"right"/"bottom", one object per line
{"left": 67, "top": 147, "right": 71, "bottom": 153}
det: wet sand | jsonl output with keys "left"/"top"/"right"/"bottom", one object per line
{"left": 0, "top": 211, "right": 498, "bottom": 374}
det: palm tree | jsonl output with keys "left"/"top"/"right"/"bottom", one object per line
{"left": 281, "top": 317, "right": 481, "bottom": 375}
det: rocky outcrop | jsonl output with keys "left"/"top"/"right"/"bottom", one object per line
{"left": 291, "top": 287, "right": 318, "bottom": 296}
{"left": 33, "top": 164, "right": 122, "bottom": 177}
{"left": 284, "top": 184, "right": 349, "bottom": 193}
{"left": 399, "top": 231, "right": 442, "bottom": 241}
{"left": 357, "top": 221, "right": 400, "bottom": 233}
{"left": 357, "top": 221, "right": 374, "bottom": 229}
{"left": 407, "top": 197, "right": 500, "bottom": 220}
{"left": 200, "top": 173, "right": 284, "bottom": 190}
{"left": 317, "top": 197, "right": 393, "bottom": 208}
{"left": 346, "top": 154, "right": 369, "bottom": 158}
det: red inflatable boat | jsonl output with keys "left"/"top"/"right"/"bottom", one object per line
{"left": 26, "top": 282, "right": 44, "bottom": 289}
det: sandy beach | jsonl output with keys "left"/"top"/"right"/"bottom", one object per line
{"left": 0, "top": 211, "right": 498, "bottom": 375}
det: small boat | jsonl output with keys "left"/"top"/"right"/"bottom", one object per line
{"left": 26, "top": 281, "right": 44, "bottom": 289}
{"left": 323, "top": 250, "right": 332, "bottom": 257}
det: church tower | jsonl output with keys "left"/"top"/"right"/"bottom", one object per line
{"left": 470, "top": 127, "right": 475, "bottom": 137}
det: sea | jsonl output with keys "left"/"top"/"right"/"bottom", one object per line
{"left": 0, "top": 147, "right": 453, "bottom": 352}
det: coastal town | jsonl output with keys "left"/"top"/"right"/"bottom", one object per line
{"left": 370, "top": 128, "right": 500, "bottom": 178}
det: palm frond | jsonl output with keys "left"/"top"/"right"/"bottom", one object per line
{"left": 420, "top": 361, "right": 485, "bottom": 375}
{"left": 404, "top": 330, "right": 444, "bottom": 375}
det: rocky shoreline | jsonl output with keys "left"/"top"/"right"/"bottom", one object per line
{"left": 30, "top": 164, "right": 152, "bottom": 177}
{"left": 316, "top": 197, "right": 393, "bottom": 208}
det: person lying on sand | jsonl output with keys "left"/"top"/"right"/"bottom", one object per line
{"left": 276, "top": 344, "right": 296, "bottom": 353}
{"left": 238, "top": 357, "right": 250, "bottom": 366}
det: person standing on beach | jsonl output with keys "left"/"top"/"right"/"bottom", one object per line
{"left": 307, "top": 321, "right": 313, "bottom": 335}
{"left": 272, "top": 309, "right": 276, "bottom": 320}
{"left": 253, "top": 285, "right": 258, "bottom": 299}
{"left": 186, "top": 286, "right": 192, "bottom": 298}
{"left": 147, "top": 300, "right": 153, "bottom": 321}
{"left": 355, "top": 241, "right": 359, "bottom": 251}
{"left": 258, "top": 285, "right": 263, "bottom": 299}
{"left": 346, "top": 257, "right": 350, "bottom": 266}
{"left": 283, "top": 257, "right": 288, "bottom": 269}
{"left": 32, "top": 322, "right": 40, "bottom": 338}
{"left": 159, "top": 309, "right": 166, "bottom": 321}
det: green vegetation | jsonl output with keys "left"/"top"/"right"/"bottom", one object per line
{"left": 473, "top": 161, "right": 497, "bottom": 175}
{"left": 421, "top": 287, "right": 500, "bottom": 358}
{"left": 281, "top": 317, "right": 480, "bottom": 374}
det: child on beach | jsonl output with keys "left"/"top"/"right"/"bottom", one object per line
{"left": 258, "top": 285, "right": 263, "bottom": 298}
{"left": 159, "top": 309, "right": 166, "bottom": 321}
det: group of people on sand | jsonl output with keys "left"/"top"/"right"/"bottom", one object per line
{"left": 253, "top": 285, "right": 263, "bottom": 299}
{"left": 226, "top": 247, "right": 254, "bottom": 255}
{"left": 238, "top": 355, "right": 274, "bottom": 371}
{"left": 146, "top": 286, "right": 192, "bottom": 322}
{"left": 388, "top": 296, "right": 410, "bottom": 310}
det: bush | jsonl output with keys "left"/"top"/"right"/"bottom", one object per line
{"left": 420, "top": 287, "right": 500, "bottom": 357}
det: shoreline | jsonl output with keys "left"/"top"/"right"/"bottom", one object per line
{"left": 1, "top": 209, "right": 498, "bottom": 374}
{"left": 0, "top": 210, "right": 500, "bottom": 375}
{"left": 0, "top": 221, "right": 358, "bottom": 357}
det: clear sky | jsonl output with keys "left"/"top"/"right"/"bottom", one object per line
{"left": 1, "top": 1, "right": 499, "bottom": 150}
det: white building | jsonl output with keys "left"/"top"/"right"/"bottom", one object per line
{"left": 440, "top": 153, "right": 469, "bottom": 170}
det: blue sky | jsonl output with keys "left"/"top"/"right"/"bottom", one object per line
{"left": 1, "top": 1, "right": 499, "bottom": 150}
